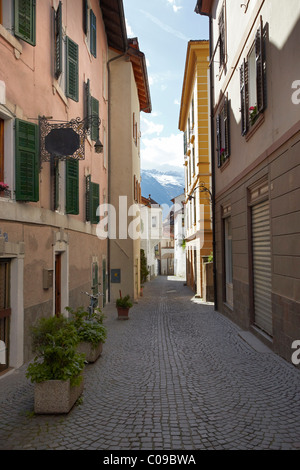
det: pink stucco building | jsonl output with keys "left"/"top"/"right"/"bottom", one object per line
{"left": 0, "top": 0, "right": 128, "bottom": 369}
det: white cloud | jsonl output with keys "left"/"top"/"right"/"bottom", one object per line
{"left": 166, "top": 0, "right": 182, "bottom": 13}
{"left": 125, "top": 19, "right": 135, "bottom": 37}
{"left": 139, "top": 9, "right": 188, "bottom": 41}
{"left": 174, "top": 99, "right": 180, "bottom": 105}
{"left": 140, "top": 133, "right": 184, "bottom": 170}
{"left": 141, "top": 116, "right": 164, "bottom": 136}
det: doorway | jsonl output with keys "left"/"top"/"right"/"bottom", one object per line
{"left": 0, "top": 259, "right": 11, "bottom": 372}
{"left": 55, "top": 253, "right": 62, "bottom": 316}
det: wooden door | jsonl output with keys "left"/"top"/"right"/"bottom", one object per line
{"left": 0, "top": 260, "right": 11, "bottom": 372}
{"left": 55, "top": 254, "right": 61, "bottom": 316}
{"left": 0, "top": 119, "right": 4, "bottom": 183}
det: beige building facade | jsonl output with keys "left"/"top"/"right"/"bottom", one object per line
{"left": 196, "top": 0, "right": 300, "bottom": 364}
{"left": 108, "top": 38, "right": 151, "bottom": 303}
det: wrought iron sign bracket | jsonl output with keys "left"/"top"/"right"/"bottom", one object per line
{"left": 39, "top": 115, "right": 102, "bottom": 164}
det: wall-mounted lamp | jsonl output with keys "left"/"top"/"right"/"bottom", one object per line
{"left": 94, "top": 139, "right": 103, "bottom": 154}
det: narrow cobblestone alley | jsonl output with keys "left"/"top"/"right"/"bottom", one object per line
{"left": 1, "top": 276, "right": 300, "bottom": 452}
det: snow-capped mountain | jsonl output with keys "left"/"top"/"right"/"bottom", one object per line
{"left": 141, "top": 169, "right": 185, "bottom": 212}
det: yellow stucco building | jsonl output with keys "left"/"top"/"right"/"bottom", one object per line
{"left": 179, "top": 40, "right": 213, "bottom": 298}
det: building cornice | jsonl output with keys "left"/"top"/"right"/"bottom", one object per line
{"left": 178, "top": 41, "right": 209, "bottom": 130}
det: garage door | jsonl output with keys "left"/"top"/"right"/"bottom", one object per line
{"left": 252, "top": 200, "right": 273, "bottom": 336}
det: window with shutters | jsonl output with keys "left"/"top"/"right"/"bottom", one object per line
{"left": 14, "top": 0, "right": 36, "bottom": 46}
{"left": 15, "top": 119, "right": 39, "bottom": 202}
{"left": 85, "top": 80, "right": 100, "bottom": 142}
{"left": 65, "top": 158, "right": 79, "bottom": 214}
{"left": 83, "top": 1, "right": 97, "bottom": 58}
{"left": 86, "top": 175, "right": 99, "bottom": 224}
{"left": 240, "top": 17, "right": 267, "bottom": 136}
{"left": 66, "top": 37, "right": 79, "bottom": 102}
{"left": 54, "top": 1, "right": 62, "bottom": 80}
{"left": 216, "top": 97, "right": 230, "bottom": 168}
{"left": 218, "top": 2, "right": 226, "bottom": 72}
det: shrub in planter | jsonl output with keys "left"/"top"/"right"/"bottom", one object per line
{"left": 116, "top": 292, "right": 133, "bottom": 320}
{"left": 66, "top": 306, "right": 107, "bottom": 362}
{"left": 26, "top": 315, "right": 85, "bottom": 414}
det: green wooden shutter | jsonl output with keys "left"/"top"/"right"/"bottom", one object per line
{"left": 83, "top": 0, "right": 88, "bottom": 35}
{"left": 86, "top": 175, "right": 99, "bottom": 224}
{"left": 240, "top": 59, "right": 248, "bottom": 136}
{"left": 216, "top": 114, "right": 221, "bottom": 168}
{"left": 90, "top": 9, "right": 97, "bottom": 58}
{"left": 91, "top": 181, "right": 100, "bottom": 224}
{"left": 85, "top": 79, "right": 91, "bottom": 128}
{"left": 91, "top": 96, "right": 99, "bottom": 141}
{"left": 54, "top": 1, "right": 62, "bottom": 79}
{"left": 15, "top": 0, "right": 36, "bottom": 46}
{"left": 224, "top": 97, "right": 230, "bottom": 158}
{"left": 66, "top": 37, "right": 79, "bottom": 102}
{"left": 92, "top": 262, "right": 99, "bottom": 296}
{"left": 15, "top": 119, "right": 39, "bottom": 202}
{"left": 66, "top": 159, "right": 79, "bottom": 214}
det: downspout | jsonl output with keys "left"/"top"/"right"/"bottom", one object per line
{"left": 106, "top": 49, "right": 129, "bottom": 303}
{"left": 208, "top": 16, "right": 217, "bottom": 311}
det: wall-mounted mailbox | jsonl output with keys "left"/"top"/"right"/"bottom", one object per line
{"left": 43, "top": 269, "right": 54, "bottom": 290}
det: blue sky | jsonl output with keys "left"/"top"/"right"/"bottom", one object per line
{"left": 123, "top": 0, "right": 209, "bottom": 173}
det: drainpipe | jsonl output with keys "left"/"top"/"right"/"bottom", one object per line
{"left": 208, "top": 16, "right": 218, "bottom": 311}
{"left": 106, "top": 49, "right": 129, "bottom": 303}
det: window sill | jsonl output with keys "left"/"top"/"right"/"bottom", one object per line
{"left": 52, "top": 80, "right": 69, "bottom": 107}
{"left": 0, "top": 24, "right": 22, "bottom": 57}
{"left": 219, "top": 157, "right": 230, "bottom": 172}
{"left": 245, "top": 113, "right": 265, "bottom": 142}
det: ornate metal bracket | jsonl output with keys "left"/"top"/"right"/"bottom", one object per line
{"left": 39, "top": 115, "right": 101, "bottom": 162}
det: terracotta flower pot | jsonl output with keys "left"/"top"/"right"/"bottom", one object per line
{"left": 117, "top": 307, "right": 130, "bottom": 320}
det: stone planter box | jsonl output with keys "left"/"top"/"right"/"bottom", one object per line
{"left": 34, "top": 378, "right": 84, "bottom": 414}
{"left": 77, "top": 341, "right": 103, "bottom": 363}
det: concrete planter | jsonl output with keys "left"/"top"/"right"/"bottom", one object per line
{"left": 77, "top": 341, "right": 103, "bottom": 363}
{"left": 34, "top": 378, "right": 84, "bottom": 414}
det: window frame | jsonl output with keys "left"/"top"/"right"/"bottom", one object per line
{"left": 240, "top": 16, "right": 267, "bottom": 136}
{"left": 218, "top": 2, "right": 227, "bottom": 73}
{"left": 54, "top": 1, "right": 62, "bottom": 80}
{"left": 216, "top": 96, "right": 230, "bottom": 168}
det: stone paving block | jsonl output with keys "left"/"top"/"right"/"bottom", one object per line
{"left": 1, "top": 276, "right": 300, "bottom": 450}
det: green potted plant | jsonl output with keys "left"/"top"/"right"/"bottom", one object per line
{"left": 116, "top": 291, "right": 133, "bottom": 320}
{"left": 66, "top": 306, "right": 107, "bottom": 363}
{"left": 26, "top": 315, "right": 85, "bottom": 414}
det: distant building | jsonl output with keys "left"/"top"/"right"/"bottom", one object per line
{"left": 171, "top": 194, "right": 186, "bottom": 278}
{"left": 178, "top": 40, "right": 213, "bottom": 296}
{"left": 195, "top": 0, "right": 300, "bottom": 364}
{"left": 140, "top": 195, "right": 162, "bottom": 280}
{"left": 161, "top": 209, "right": 175, "bottom": 276}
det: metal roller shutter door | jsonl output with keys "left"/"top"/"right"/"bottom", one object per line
{"left": 252, "top": 200, "right": 273, "bottom": 336}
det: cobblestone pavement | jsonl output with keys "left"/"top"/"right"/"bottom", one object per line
{"left": 1, "top": 276, "right": 300, "bottom": 451}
